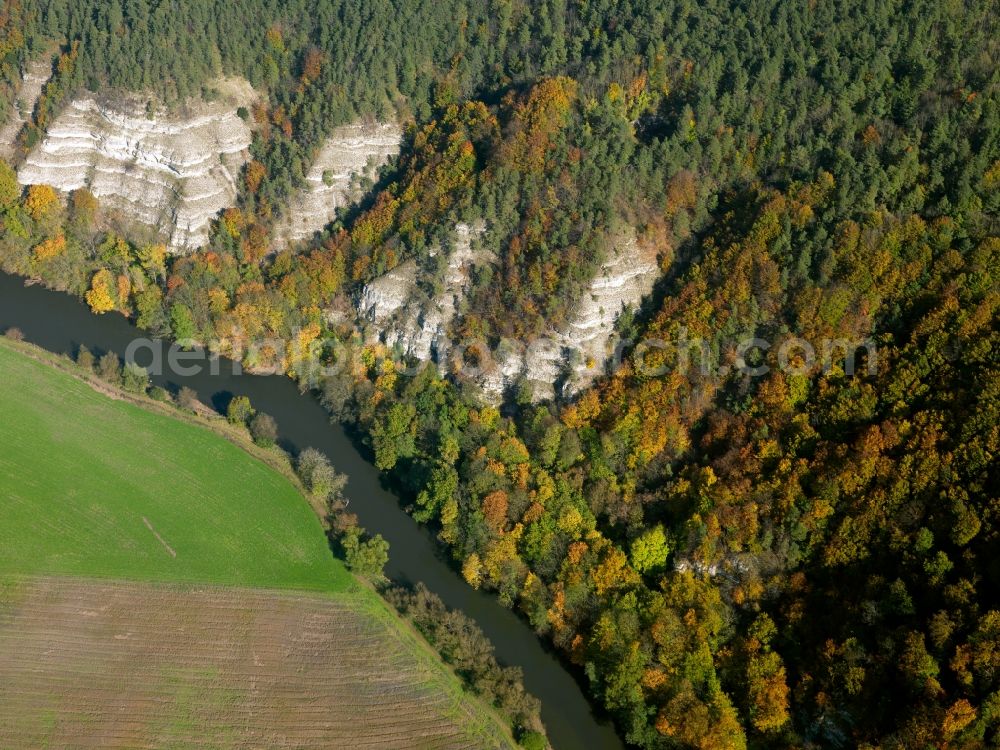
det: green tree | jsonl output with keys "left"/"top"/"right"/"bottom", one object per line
{"left": 169, "top": 303, "right": 196, "bottom": 343}
{"left": 0, "top": 159, "right": 20, "bottom": 210}
{"left": 227, "top": 395, "right": 254, "bottom": 426}
{"left": 341, "top": 526, "right": 389, "bottom": 578}
{"left": 630, "top": 526, "right": 670, "bottom": 575}
{"left": 297, "top": 447, "right": 347, "bottom": 501}
{"left": 121, "top": 363, "right": 149, "bottom": 394}
{"left": 135, "top": 287, "right": 165, "bottom": 331}
{"left": 76, "top": 345, "right": 95, "bottom": 372}
{"left": 97, "top": 351, "right": 122, "bottom": 385}
{"left": 371, "top": 402, "right": 416, "bottom": 470}
{"left": 519, "top": 731, "right": 547, "bottom": 750}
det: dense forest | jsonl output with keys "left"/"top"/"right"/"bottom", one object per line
{"left": 2, "top": 0, "right": 999, "bottom": 747}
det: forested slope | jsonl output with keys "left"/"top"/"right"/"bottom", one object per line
{"left": 2, "top": 0, "right": 999, "bottom": 747}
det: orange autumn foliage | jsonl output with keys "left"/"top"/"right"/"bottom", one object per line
{"left": 32, "top": 233, "right": 66, "bottom": 261}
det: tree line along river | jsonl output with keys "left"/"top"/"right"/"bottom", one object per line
{"left": 0, "top": 270, "right": 624, "bottom": 750}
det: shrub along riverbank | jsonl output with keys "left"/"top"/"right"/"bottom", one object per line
{"left": 0, "top": 331, "right": 548, "bottom": 747}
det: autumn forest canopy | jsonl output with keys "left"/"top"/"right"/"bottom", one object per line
{"left": 1, "top": 0, "right": 999, "bottom": 748}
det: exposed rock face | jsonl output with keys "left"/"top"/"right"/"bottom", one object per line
{"left": 358, "top": 221, "right": 489, "bottom": 363}
{"left": 540, "top": 231, "right": 661, "bottom": 396}
{"left": 0, "top": 56, "right": 53, "bottom": 161}
{"left": 474, "top": 231, "right": 660, "bottom": 402}
{"left": 358, "top": 259, "right": 421, "bottom": 344}
{"left": 17, "top": 84, "right": 254, "bottom": 252}
{"left": 356, "top": 226, "right": 659, "bottom": 404}
{"left": 274, "top": 122, "right": 402, "bottom": 247}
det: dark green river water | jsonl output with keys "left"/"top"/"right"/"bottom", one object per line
{"left": 0, "top": 270, "right": 624, "bottom": 750}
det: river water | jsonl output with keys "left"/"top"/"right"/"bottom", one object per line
{"left": 0, "top": 271, "right": 624, "bottom": 750}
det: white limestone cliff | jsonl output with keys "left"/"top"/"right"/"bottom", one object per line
{"left": 17, "top": 82, "right": 254, "bottom": 252}
{"left": 358, "top": 221, "right": 489, "bottom": 363}
{"left": 356, "top": 227, "right": 660, "bottom": 404}
{"left": 274, "top": 121, "right": 402, "bottom": 248}
{"left": 472, "top": 231, "right": 660, "bottom": 402}
{"left": 548, "top": 231, "right": 661, "bottom": 395}
{"left": 14, "top": 65, "right": 656, "bottom": 404}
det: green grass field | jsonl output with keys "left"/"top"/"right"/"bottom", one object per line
{"left": 0, "top": 338, "right": 517, "bottom": 749}
{"left": 0, "top": 339, "right": 350, "bottom": 592}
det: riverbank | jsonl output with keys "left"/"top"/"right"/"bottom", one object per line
{"left": 0, "top": 333, "right": 321, "bottom": 508}
{"left": 0, "top": 272, "right": 623, "bottom": 749}
{"left": 0, "top": 333, "right": 522, "bottom": 749}
{"left": 0, "top": 331, "right": 546, "bottom": 746}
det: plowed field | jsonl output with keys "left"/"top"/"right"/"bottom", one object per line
{"left": 0, "top": 577, "right": 512, "bottom": 748}
{"left": 0, "top": 340, "right": 514, "bottom": 749}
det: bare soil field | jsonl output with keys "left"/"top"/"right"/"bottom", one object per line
{"left": 0, "top": 576, "right": 514, "bottom": 749}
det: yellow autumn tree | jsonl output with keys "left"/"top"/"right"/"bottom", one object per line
{"left": 745, "top": 615, "right": 790, "bottom": 733}
{"left": 70, "top": 188, "right": 98, "bottom": 228}
{"left": 747, "top": 652, "right": 790, "bottom": 733}
{"left": 207, "top": 287, "right": 230, "bottom": 316}
{"left": 483, "top": 527, "right": 522, "bottom": 585}
{"left": 85, "top": 269, "right": 117, "bottom": 314}
{"left": 116, "top": 274, "right": 131, "bottom": 306}
{"left": 138, "top": 243, "right": 167, "bottom": 279}
{"left": 24, "top": 184, "right": 59, "bottom": 221}
{"left": 942, "top": 699, "right": 977, "bottom": 739}
{"left": 439, "top": 497, "right": 460, "bottom": 544}
{"left": 245, "top": 160, "right": 266, "bottom": 193}
{"left": 462, "top": 553, "right": 483, "bottom": 589}
{"left": 221, "top": 207, "right": 244, "bottom": 238}
{"left": 286, "top": 322, "right": 321, "bottom": 378}
{"left": 481, "top": 490, "right": 509, "bottom": 532}
{"left": 590, "top": 542, "right": 640, "bottom": 596}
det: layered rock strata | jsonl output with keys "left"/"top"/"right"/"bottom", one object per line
{"left": 17, "top": 87, "right": 253, "bottom": 252}
{"left": 357, "top": 227, "right": 659, "bottom": 403}
{"left": 274, "top": 121, "right": 402, "bottom": 247}
{"left": 358, "top": 221, "right": 489, "bottom": 364}
{"left": 478, "top": 231, "right": 660, "bottom": 401}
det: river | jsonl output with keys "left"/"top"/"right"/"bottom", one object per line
{"left": 0, "top": 270, "right": 624, "bottom": 750}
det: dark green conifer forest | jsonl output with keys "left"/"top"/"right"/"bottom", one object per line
{"left": 2, "top": 0, "right": 998, "bottom": 747}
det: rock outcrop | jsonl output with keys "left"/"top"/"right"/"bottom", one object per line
{"left": 17, "top": 81, "right": 254, "bottom": 252}
{"left": 476, "top": 231, "right": 660, "bottom": 401}
{"left": 356, "top": 227, "right": 659, "bottom": 403}
{"left": 0, "top": 56, "right": 53, "bottom": 161}
{"left": 358, "top": 221, "right": 489, "bottom": 363}
{"left": 274, "top": 121, "right": 401, "bottom": 248}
